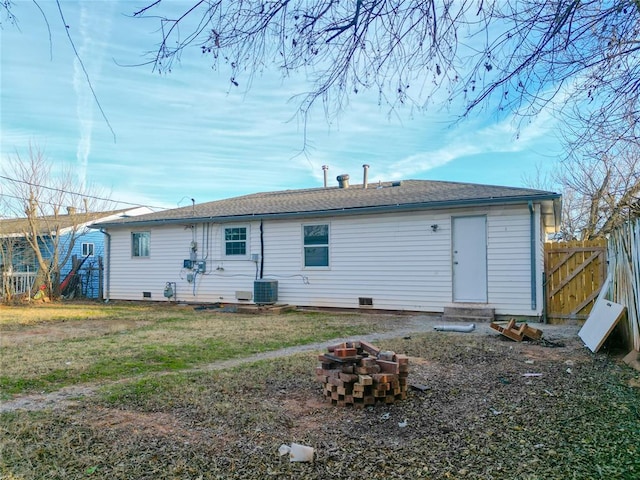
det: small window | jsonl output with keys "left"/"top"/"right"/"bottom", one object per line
{"left": 132, "top": 232, "right": 150, "bottom": 257}
{"left": 225, "top": 227, "right": 247, "bottom": 256}
{"left": 82, "top": 242, "right": 94, "bottom": 257}
{"left": 303, "top": 224, "right": 329, "bottom": 267}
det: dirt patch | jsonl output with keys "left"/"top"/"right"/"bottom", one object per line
{"left": 85, "top": 406, "right": 203, "bottom": 442}
{"left": 0, "top": 385, "right": 96, "bottom": 413}
{"left": 277, "top": 395, "right": 331, "bottom": 437}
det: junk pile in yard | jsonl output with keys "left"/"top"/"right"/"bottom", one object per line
{"left": 316, "top": 340, "right": 409, "bottom": 407}
{"left": 490, "top": 319, "right": 543, "bottom": 342}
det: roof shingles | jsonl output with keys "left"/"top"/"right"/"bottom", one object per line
{"left": 0, "top": 209, "right": 133, "bottom": 236}
{"left": 95, "top": 179, "right": 559, "bottom": 228}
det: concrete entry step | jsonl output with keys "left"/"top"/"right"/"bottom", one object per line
{"left": 442, "top": 306, "right": 495, "bottom": 323}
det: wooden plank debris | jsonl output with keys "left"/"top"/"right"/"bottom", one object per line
{"left": 490, "top": 319, "right": 543, "bottom": 342}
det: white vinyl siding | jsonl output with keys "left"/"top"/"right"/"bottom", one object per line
{"left": 486, "top": 205, "right": 537, "bottom": 315}
{"left": 104, "top": 204, "right": 543, "bottom": 317}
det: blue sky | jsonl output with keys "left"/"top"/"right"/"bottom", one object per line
{"left": 0, "top": 1, "right": 564, "bottom": 211}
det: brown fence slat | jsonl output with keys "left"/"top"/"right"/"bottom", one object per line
{"left": 544, "top": 239, "right": 607, "bottom": 322}
{"left": 547, "top": 251, "right": 602, "bottom": 298}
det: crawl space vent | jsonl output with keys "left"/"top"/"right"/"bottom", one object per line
{"left": 142, "top": 291, "right": 152, "bottom": 299}
{"left": 359, "top": 297, "right": 373, "bottom": 307}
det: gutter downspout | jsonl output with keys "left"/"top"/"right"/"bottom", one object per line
{"left": 100, "top": 228, "right": 111, "bottom": 303}
{"left": 528, "top": 201, "right": 537, "bottom": 311}
{"left": 260, "top": 220, "right": 264, "bottom": 279}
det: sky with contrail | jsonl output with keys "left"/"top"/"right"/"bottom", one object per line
{"left": 0, "top": 1, "right": 564, "bottom": 210}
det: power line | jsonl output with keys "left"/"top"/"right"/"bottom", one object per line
{"left": 0, "top": 174, "right": 166, "bottom": 210}
{"left": 55, "top": 0, "right": 117, "bottom": 143}
{"left": 1, "top": 192, "right": 107, "bottom": 211}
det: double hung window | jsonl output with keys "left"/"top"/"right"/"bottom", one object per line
{"left": 303, "top": 224, "right": 329, "bottom": 267}
{"left": 225, "top": 227, "right": 247, "bottom": 256}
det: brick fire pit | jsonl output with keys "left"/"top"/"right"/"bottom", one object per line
{"left": 315, "top": 340, "right": 409, "bottom": 407}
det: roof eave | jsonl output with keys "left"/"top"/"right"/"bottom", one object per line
{"left": 94, "top": 193, "right": 562, "bottom": 229}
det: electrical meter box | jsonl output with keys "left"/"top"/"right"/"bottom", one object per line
{"left": 196, "top": 261, "right": 206, "bottom": 273}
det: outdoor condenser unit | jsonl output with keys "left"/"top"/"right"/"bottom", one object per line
{"left": 253, "top": 279, "right": 278, "bottom": 305}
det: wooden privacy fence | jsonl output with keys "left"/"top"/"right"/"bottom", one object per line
{"left": 544, "top": 239, "right": 607, "bottom": 321}
{"left": 607, "top": 219, "right": 640, "bottom": 351}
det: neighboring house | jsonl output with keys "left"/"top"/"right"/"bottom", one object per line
{"left": 94, "top": 178, "right": 561, "bottom": 318}
{"left": 0, "top": 206, "right": 153, "bottom": 298}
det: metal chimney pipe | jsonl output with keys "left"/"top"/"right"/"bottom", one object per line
{"left": 322, "top": 165, "right": 329, "bottom": 188}
{"left": 362, "top": 164, "right": 369, "bottom": 189}
{"left": 337, "top": 174, "right": 350, "bottom": 188}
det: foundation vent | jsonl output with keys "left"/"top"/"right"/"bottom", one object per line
{"left": 359, "top": 297, "right": 373, "bottom": 307}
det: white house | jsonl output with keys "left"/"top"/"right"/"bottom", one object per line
{"left": 94, "top": 178, "right": 561, "bottom": 319}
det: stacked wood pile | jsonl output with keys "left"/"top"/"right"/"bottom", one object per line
{"left": 315, "top": 340, "right": 409, "bottom": 408}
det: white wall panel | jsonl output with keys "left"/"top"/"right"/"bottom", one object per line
{"left": 105, "top": 204, "right": 542, "bottom": 316}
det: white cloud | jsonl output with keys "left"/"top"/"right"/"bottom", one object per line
{"left": 0, "top": 0, "right": 567, "bottom": 209}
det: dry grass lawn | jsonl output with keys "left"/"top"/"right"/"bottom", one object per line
{"left": 0, "top": 301, "right": 383, "bottom": 396}
{"left": 1, "top": 301, "right": 639, "bottom": 479}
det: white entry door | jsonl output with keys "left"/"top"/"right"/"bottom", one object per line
{"left": 452, "top": 216, "right": 488, "bottom": 303}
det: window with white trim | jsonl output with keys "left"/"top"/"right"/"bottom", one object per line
{"left": 224, "top": 226, "right": 247, "bottom": 256}
{"left": 132, "top": 232, "right": 150, "bottom": 257}
{"left": 303, "top": 224, "right": 329, "bottom": 267}
{"left": 82, "top": 242, "right": 94, "bottom": 257}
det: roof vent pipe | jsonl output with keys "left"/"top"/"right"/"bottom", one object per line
{"left": 322, "top": 165, "right": 329, "bottom": 188}
{"left": 337, "top": 174, "right": 350, "bottom": 189}
{"left": 362, "top": 164, "right": 369, "bottom": 189}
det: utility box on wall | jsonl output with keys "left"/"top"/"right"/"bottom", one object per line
{"left": 254, "top": 280, "right": 278, "bottom": 305}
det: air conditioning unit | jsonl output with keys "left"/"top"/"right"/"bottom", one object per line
{"left": 254, "top": 279, "right": 278, "bottom": 305}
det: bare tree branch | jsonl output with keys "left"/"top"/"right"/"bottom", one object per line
{"left": 32, "top": 0, "right": 52, "bottom": 60}
{"left": 129, "top": 1, "right": 639, "bottom": 159}
{"left": 0, "top": 144, "right": 114, "bottom": 299}
{"left": 0, "top": 0, "right": 16, "bottom": 26}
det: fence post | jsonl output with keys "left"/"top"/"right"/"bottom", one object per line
{"left": 98, "top": 256, "right": 103, "bottom": 300}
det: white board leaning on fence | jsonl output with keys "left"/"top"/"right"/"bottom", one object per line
{"left": 578, "top": 299, "right": 626, "bottom": 353}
